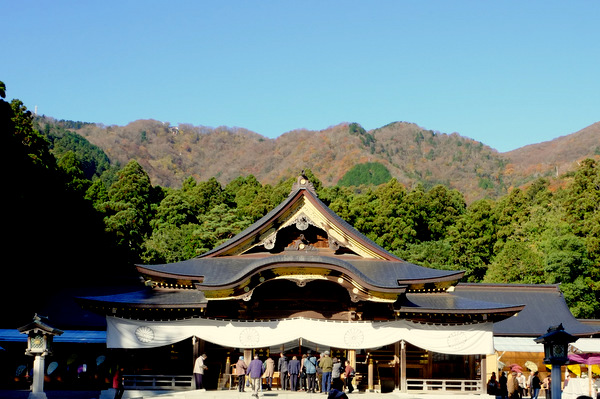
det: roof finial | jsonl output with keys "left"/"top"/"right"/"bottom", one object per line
{"left": 290, "top": 170, "right": 317, "bottom": 196}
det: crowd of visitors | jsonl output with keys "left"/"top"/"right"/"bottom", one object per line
{"left": 487, "top": 370, "right": 547, "bottom": 399}
{"left": 232, "top": 350, "right": 356, "bottom": 397}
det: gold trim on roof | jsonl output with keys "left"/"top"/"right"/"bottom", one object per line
{"left": 218, "top": 195, "right": 386, "bottom": 259}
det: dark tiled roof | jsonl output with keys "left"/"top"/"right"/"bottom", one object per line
{"left": 398, "top": 292, "right": 524, "bottom": 314}
{"left": 137, "top": 254, "right": 464, "bottom": 289}
{"left": 453, "top": 283, "right": 598, "bottom": 336}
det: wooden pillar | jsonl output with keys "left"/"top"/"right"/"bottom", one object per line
{"left": 192, "top": 336, "right": 199, "bottom": 389}
{"left": 480, "top": 356, "right": 487, "bottom": 395}
{"left": 400, "top": 340, "right": 407, "bottom": 393}
{"left": 394, "top": 341, "right": 400, "bottom": 392}
{"left": 368, "top": 357, "right": 374, "bottom": 392}
{"left": 192, "top": 336, "right": 199, "bottom": 361}
{"left": 31, "top": 354, "right": 46, "bottom": 397}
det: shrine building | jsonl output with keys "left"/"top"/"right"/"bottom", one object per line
{"left": 76, "top": 173, "right": 591, "bottom": 393}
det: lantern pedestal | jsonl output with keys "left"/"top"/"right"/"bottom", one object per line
{"left": 30, "top": 354, "right": 47, "bottom": 398}
{"left": 550, "top": 364, "right": 562, "bottom": 399}
{"left": 18, "top": 314, "right": 63, "bottom": 399}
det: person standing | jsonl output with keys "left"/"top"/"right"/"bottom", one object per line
{"left": 300, "top": 354, "right": 307, "bottom": 391}
{"left": 530, "top": 371, "right": 541, "bottom": 399}
{"left": 193, "top": 353, "right": 208, "bottom": 390}
{"left": 263, "top": 356, "right": 275, "bottom": 391}
{"left": 517, "top": 372, "right": 526, "bottom": 399}
{"left": 487, "top": 372, "right": 499, "bottom": 396}
{"left": 246, "top": 354, "right": 263, "bottom": 398}
{"left": 542, "top": 375, "right": 551, "bottom": 399}
{"left": 332, "top": 357, "right": 343, "bottom": 391}
{"left": 319, "top": 351, "right": 333, "bottom": 394}
{"left": 344, "top": 360, "right": 355, "bottom": 393}
{"left": 288, "top": 355, "right": 301, "bottom": 391}
{"left": 112, "top": 367, "right": 124, "bottom": 399}
{"left": 235, "top": 356, "right": 247, "bottom": 392}
{"left": 508, "top": 371, "right": 520, "bottom": 399}
{"left": 499, "top": 371, "right": 508, "bottom": 399}
{"left": 278, "top": 352, "right": 289, "bottom": 390}
{"left": 305, "top": 351, "right": 318, "bottom": 393}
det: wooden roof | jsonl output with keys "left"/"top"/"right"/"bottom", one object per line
{"left": 80, "top": 173, "right": 523, "bottom": 323}
{"left": 454, "top": 284, "right": 598, "bottom": 336}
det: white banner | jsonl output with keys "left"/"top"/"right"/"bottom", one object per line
{"left": 107, "top": 316, "right": 494, "bottom": 355}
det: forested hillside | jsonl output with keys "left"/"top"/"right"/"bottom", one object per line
{"left": 4, "top": 79, "right": 600, "bottom": 323}
{"left": 63, "top": 119, "right": 511, "bottom": 202}
{"left": 56, "top": 117, "right": 600, "bottom": 203}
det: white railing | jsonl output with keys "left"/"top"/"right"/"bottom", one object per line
{"left": 123, "top": 374, "right": 193, "bottom": 390}
{"left": 406, "top": 378, "right": 482, "bottom": 393}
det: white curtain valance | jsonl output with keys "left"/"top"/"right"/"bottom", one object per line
{"left": 107, "top": 316, "right": 494, "bottom": 355}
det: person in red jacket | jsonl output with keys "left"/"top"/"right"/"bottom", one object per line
{"left": 344, "top": 360, "right": 355, "bottom": 393}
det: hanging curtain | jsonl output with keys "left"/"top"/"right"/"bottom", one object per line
{"left": 106, "top": 316, "right": 494, "bottom": 355}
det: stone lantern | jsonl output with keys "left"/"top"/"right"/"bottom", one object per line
{"left": 18, "top": 314, "right": 63, "bottom": 399}
{"left": 535, "top": 324, "right": 578, "bottom": 399}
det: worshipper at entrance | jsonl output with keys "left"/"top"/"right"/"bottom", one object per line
{"left": 332, "top": 357, "right": 344, "bottom": 391}
{"left": 278, "top": 352, "right": 289, "bottom": 390}
{"left": 305, "top": 351, "right": 318, "bottom": 393}
{"left": 300, "top": 354, "right": 308, "bottom": 391}
{"left": 193, "top": 353, "right": 208, "bottom": 390}
{"left": 246, "top": 354, "right": 263, "bottom": 398}
{"left": 235, "top": 356, "right": 247, "bottom": 392}
{"left": 319, "top": 351, "right": 333, "bottom": 393}
{"left": 288, "top": 355, "right": 301, "bottom": 391}
{"left": 344, "top": 360, "right": 355, "bottom": 394}
{"left": 263, "top": 356, "right": 275, "bottom": 390}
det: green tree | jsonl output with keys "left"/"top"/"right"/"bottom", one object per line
{"left": 448, "top": 199, "right": 497, "bottom": 281}
{"left": 58, "top": 150, "right": 91, "bottom": 195}
{"left": 484, "top": 240, "right": 545, "bottom": 284}
{"left": 424, "top": 185, "right": 466, "bottom": 240}
{"left": 492, "top": 188, "right": 530, "bottom": 253}
{"left": 369, "top": 179, "right": 410, "bottom": 250}
{"left": 188, "top": 177, "right": 232, "bottom": 214}
{"left": 152, "top": 190, "right": 197, "bottom": 229}
{"left": 338, "top": 162, "right": 392, "bottom": 187}
{"left": 192, "top": 203, "right": 253, "bottom": 255}
{"left": 142, "top": 223, "right": 202, "bottom": 263}
{"left": 100, "top": 160, "right": 159, "bottom": 260}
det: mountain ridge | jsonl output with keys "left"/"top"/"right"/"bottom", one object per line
{"left": 60, "top": 118, "right": 600, "bottom": 203}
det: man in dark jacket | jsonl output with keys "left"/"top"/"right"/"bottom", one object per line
{"left": 278, "top": 352, "right": 289, "bottom": 390}
{"left": 288, "top": 355, "right": 301, "bottom": 391}
{"left": 246, "top": 354, "right": 263, "bottom": 398}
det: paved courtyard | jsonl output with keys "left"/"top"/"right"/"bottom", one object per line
{"left": 0, "top": 389, "right": 484, "bottom": 399}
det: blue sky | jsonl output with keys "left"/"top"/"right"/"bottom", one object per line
{"left": 3, "top": 0, "right": 599, "bottom": 152}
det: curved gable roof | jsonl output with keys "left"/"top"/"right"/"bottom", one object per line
{"left": 137, "top": 255, "right": 464, "bottom": 291}
{"left": 201, "top": 184, "right": 400, "bottom": 260}
{"left": 453, "top": 283, "right": 597, "bottom": 336}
